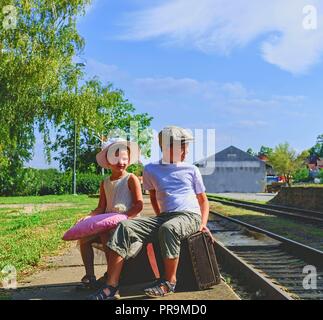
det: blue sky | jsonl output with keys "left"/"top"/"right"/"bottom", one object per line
{"left": 27, "top": 0, "right": 323, "bottom": 167}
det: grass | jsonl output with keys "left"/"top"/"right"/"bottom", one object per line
{"left": 207, "top": 194, "right": 268, "bottom": 205}
{"left": 0, "top": 195, "right": 98, "bottom": 284}
{"left": 210, "top": 202, "right": 323, "bottom": 251}
{"left": 0, "top": 194, "right": 94, "bottom": 205}
{"left": 291, "top": 184, "right": 323, "bottom": 188}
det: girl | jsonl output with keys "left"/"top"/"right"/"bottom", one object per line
{"left": 78, "top": 138, "right": 143, "bottom": 289}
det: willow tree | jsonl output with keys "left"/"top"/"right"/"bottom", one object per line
{"left": 0, "top": 0, "right": 98, "bottom": 193}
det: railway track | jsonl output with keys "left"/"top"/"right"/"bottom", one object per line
{"left": 208, "top": 211, "right": 323, "bottom": 300}
{"left": 207, "top": 195, "right": 323, "bottom": 224}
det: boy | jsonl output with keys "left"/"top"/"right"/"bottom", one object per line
{"left": 89, "top": 126, "right": 210, "bottom": 300}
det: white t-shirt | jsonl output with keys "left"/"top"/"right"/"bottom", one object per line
{"left": 143, "top": 160, "right": 206, "bottom": 215}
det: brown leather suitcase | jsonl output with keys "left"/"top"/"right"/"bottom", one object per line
{"left": 176, "top": 232, "right": 221, "bottom": 291}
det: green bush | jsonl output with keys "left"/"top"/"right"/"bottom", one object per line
{"left": 76, "top": 173, "right": 103, "bottom": 194}
{"left": 127, "top": 163, "right": 143, "bottom": 176}
{"left": 293, "top": 167, "right": 310, "bottom": 183}
{"left": 0, "top": 168, "right": 104, "bottom": 196}
{"left": 38, "top": 170, "right": 72, "bottom": 195}
{"left": 319, "top": 169, "right": 323, "bottom": 183}
{"left": 1, "top": 168, "right": 41, "bottom": 196}
{"left": 17, "top": 168, "right": 41, "bottom": 196}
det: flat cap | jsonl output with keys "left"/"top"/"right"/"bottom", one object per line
{"left": 158, "top": 126, "right": 194, "bottom": 148}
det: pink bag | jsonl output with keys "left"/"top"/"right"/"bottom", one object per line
{"left": 62, "top": 213, "right": 128, "bottom": 241}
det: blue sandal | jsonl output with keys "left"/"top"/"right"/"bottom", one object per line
{"left": 87, "top": 284, "right": 120, "bottom": 300}
{"left": 76, "top": 275, "right": 98, "bottom": 291}
{"left": 144, "top": 279, "right": 176, "bottom": 298}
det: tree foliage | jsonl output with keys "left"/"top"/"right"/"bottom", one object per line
{"left": 309, "top": 134, "right": 323, "bottom": 158}
{"left": 259, "top": 146, "right": 273, "bottom": 157}
{"left": 293, "top": 167, "right": 310, "bottom": 183}
{"left": 268, "top": 143, "right": 309, "bottom": 187}
{"left": 247, "top": 146, "right": 273, "bottom": 157}
{"left": 51, "top": 79, "right": 153, "bottom": 173}
{"left": 246, "top": 148, "right": 256, "bottom": 156}
{"left": 0, "top": 0, "right": 95, "bottom": 191}
{"left": 0, "top": 1, "right": 153, "bottom": 195}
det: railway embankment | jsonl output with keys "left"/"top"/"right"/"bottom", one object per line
{"left": 270, "top": 187, "right": 323, "bottom": 212}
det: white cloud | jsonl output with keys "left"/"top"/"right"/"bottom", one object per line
{"left": 84, "top": 59, "right": 309, "bottom": 134}
{"left": 85, "top": 58, "right": 128, "bottom": 83}
{"left": 134, "top": 77, "right": 250, "bottom": 101}
{"left": 80, "top": 58, "right": 321, "bottom": 159}
{"left": 132, "top": 76, "right": 303, "bottom": 110}
{"left": 121, "top": 0, "right": 323, "bottom": 74}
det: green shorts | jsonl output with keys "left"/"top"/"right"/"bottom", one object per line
{"left": 107, "top": 211, "right": 201, "bottom": 259}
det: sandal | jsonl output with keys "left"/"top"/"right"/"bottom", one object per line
{"left": 144, "top": 279, "right": 176, "bottom": 298}
{"left": 96, "top": 272, "right": 108, "bottom": 284}
{"left": 87, "top": 284, "right": 120, "bottom": 300}
{"left": 77, "top": 275, "right": 98, "bottom": 290}
{"left": 81, "top": 275, "right": 96, "bottom": 284}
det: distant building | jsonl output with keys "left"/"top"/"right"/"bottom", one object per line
{"left": 194, "top": 146, "right": 267, "bottom": 193}
{"left": 307, "top": 154, "right": 322, "bottom": 171}
{"left": 258, "top": 154, "right": 275, "bottom": 176}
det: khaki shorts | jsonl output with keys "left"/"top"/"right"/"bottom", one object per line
{"left": 107, "top": 211, "right": 201, "bottom": 259}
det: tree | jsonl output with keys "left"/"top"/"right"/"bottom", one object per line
{"left": 247, "top": 148, "right": 256, "bottom": 156}
{"left": 293, "top": 167, "right": 310, "bottom": 183}
{"left": 259, "top": 146, "right": 273, "bottom": 157}
{"left": 0, "top": 0, "right": 108, "bottom": 193}
{"left": 319, "top": 169, "right": 323, "bottom": 183}
{"left": 247, "top": 146, "right": 273, "bottom": 158}
{"left": 51, "top": 79, "right": 153, "bottom": 173}
{"left": 268, "top": 143, "right": 309, "bottom": 187}
{"left": 309, "top": 134, "right": 323, "bottom": 158}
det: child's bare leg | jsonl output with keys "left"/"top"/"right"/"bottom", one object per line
{"left": 163, "top": 258, "right": 179, "bottom": 284}
{"left": 144, "top": 257, "right": 178, "bottom": 296}
{"left": 104, "top": 249, "right": 110, "bottom": 272}
{"left": 80, "top": 239, "right": 95, "bottom": 277}
{"left": 102, "top": 250, "right": 125, "bottom": 294}
{"left": 100, "top": 233, "right": 111, "bottom": 272}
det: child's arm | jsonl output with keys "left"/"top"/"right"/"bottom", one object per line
{"left": 90, "top": 182, "right": 107, "bottom": 216}
{"left": 149, "top": 190, "right": 161, "bottom": 216}
{"left": 126, "top": 174, "right": 144, "bottom": 218}
{"left": 196, "top": 192, "right": 210, "bottom": 231}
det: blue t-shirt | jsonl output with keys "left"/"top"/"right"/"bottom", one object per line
{"left": 143, "top": 160, "right": 206, "bottom": 215}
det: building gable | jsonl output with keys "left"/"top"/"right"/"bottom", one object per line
{"left": 195, "top": 145, "right": 263, "bottom": 167}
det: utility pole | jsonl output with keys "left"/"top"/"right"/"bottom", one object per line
{"left": 101, "top": 134, "right": 105, "bottom": 176}
{"left": 72, "top": 62, "right": 86, "bottom": 196}
{"left": 73, "top": 119, "right": 77, "bottom": 195}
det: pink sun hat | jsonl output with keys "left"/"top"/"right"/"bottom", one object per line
{"left": 96, "top": 138, "right": 141, "bottom": 168}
